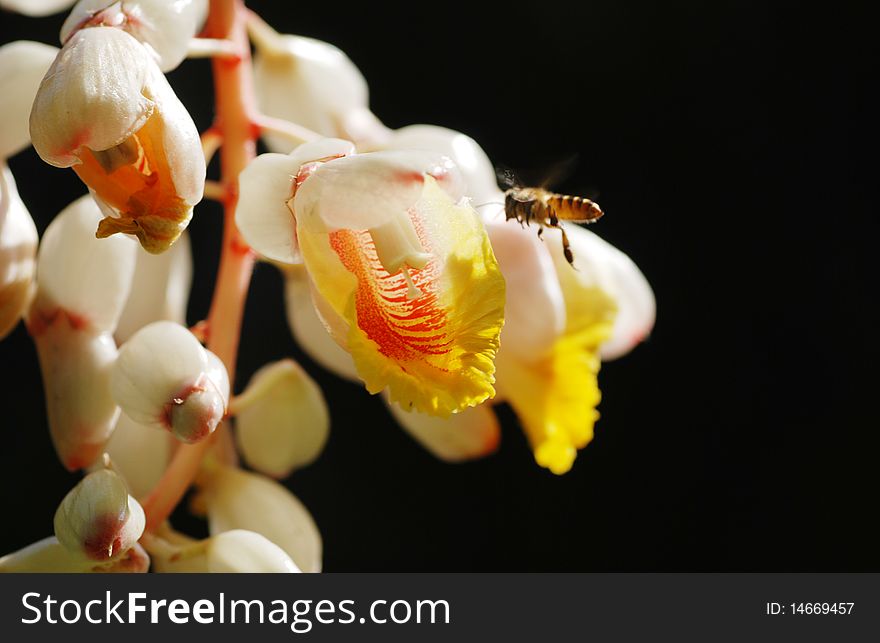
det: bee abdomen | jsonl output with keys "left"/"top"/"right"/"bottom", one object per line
{"left": 548, "top": 193, "right": 603, "bottom": 222}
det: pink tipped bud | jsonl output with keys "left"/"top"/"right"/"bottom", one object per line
{"left": 53, "top": 469, "right": 145, "bottom": 562}
{"left": 111, "top": 321, "right": 229, "bottom": 443}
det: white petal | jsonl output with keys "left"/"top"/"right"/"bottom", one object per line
{"left": 30, "top": 325, "right": 119, "bottom": 471}
{"left": 485, "top": 219, "right": 566, "bottom": 362}
{"left": 0, "top": 0, "right": 77, "bottom": 16}
{"left": 236, "top": 139, "right": 355, "bottom": 263}
{"left": 547, "top": 226, "right": 656, "bottom": 360}
{"left": 0, "top": 41, "right": 59, "bottom": 159}
{"left": 235, "top": 359, "right": 329, "bottom": 478}
{"left": 294, "top": 150, "right": 462, "bottom": 232}
{"left": 202, "top": 466, "right": 322, "bottom": 573}
{"left": 0, "top": 165, "right": 38, "bottom": 339}
{"left": 206, "top": 530, "right": 300, "bottom": 573}
{"left": 112, "top": 321, "right": 228, "bottom": 443}
{"left": 53, "top": 469, "right": 145, "bottom": 561}
{"left": 32, "top": 196, "right": 137, "bottom": 332}
{"left": 115, "top": 231, "right": 192, "bottom": 343}
{"left": 62, "top": 0, "right": 210, "bottom": 72}
{"left": 283, "top": 268, "right": 359, "bottom": 381}
{"left": 30, "top": 27, "right": 156, "bottom": 168}
{"left": 104, "top": 412, "right": 172, "bottom": 498}
{"left": 253, "top": 34, "right": 375, "bottom": 151}
{"left": 378, "top": 125, "right": 499, "bottom": 205}
{"left": 385, "top": 396, "right": 500, "bottom": 462}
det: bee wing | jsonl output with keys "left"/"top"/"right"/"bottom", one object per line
{"left": 538, "top": 154, "right": 579, "bottom": 189}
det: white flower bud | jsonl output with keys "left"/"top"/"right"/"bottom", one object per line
{"left": 206, "top": 530, "right": 300, "bottom": 573}
{"left": 104, "top": 412, "right": 172, "bottom": 498}
{"left": 33, "top": 326, "right": 120, "bottom": 470}
{"left": 53, "top": 469, "right": 145, "bottom": 562}
{"left": 111, "top": 321, "right": 229, "bottom": 443}
{"left": 30, "top": 27, "right": 205, "bottom": 253}
{"left": 0, "top": 40, "right": 59, "bottom": 159}
{"left": 27, "top": 196, "right": 137, "bottom": 470}
{"left": 234, "top": 360, "right": 329, "bottom": 478}
{"left": 31, "top": 196, "right": 137, "bottom": 333}
{"left": 0, "top": 0, "right": 77, "bottom": 17}
{"left": 252, "top": 28, "right": 388, "bottom": 151}
{"left": 115, "top": 231, "right": 192, "bottom": 343}
{"left": 61, "top": 0, "right": 209, "bottom": 72}
{"left": 200, "top": 466, "right": 321, "bottom": 573}
{"left": 0, "top": 165, "right": 37, "bottom": 339}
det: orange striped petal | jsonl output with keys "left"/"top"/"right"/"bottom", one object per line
{"left": 295, "top": 153, "right": 505, "bottom": 416}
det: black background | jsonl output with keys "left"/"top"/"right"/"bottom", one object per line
{"left": 1, "top": 1, "right": 876, "bottom": 571}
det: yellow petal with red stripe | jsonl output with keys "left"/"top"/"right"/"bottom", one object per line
{"left": 297, "top": 173, "right": 505, "bottom": 416}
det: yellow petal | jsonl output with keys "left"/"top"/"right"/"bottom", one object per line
{"left": 497, "top": 327, "right": 609, "bottom": 475}
{"left": 298, "top": 175, "right": 505, "bottom": 416}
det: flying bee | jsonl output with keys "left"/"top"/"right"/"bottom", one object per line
{"left": 498, "top": 166, "right": 603, "bottom": 266}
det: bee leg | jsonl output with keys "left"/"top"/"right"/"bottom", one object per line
{"left": 537, "top": 226, "right": 544, "bottom": 241}
{"left": 560, "top": 226, "right": 576, "bottom": 267}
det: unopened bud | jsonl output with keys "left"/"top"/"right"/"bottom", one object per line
{"left": 111, "top": 321, "right": 229, "bottom": 443}
{"left": 199, "top": 466, "right": 322, "bottom": 573}
{"left": 53, "top": 469, "right": 145, "bottom": 561}
{"left": 234, "top": 360, "right": 330, "bottom": 478}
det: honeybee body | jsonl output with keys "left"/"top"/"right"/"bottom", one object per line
{"left": 503, "top": 187, "right": 603, "bottom": 265}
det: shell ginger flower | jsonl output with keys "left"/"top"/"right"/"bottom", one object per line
{"left": 30, "top": 26, "right": 205, "bottom": 253}
{"left": 236, "top": 139, "right": 506, "bottom": 417}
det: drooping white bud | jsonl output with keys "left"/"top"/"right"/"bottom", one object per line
{"left": 233, "top": 359, "right": 329, "bottom": 478}
{"left": 61, "top": 0, "right": 210, "bottom": 72}
{"left": 111, "top": 321, "right": 229, "bottom": 443}
{"left": 30, "top": 27, "right": 205, "bottom": 253}
{"left": 115, "top": 231, "right": 192, "bottom": 343}
{"left": 250, "top": 23, "right": 388, "bottom": 151}
{"left": 0, "top": 165, "right": 38, "bottom": 340}
{"left": 27, "top": 196, "right": 137, "bottom": 470}
{"left": 53, "top": 469, "right": 146, "bottom": 562}
{"left": 0, "top": 40, "right": 59, "bottom": 160}
{"left": 0, "top": 0, "right": 77, "bottom": 17}
{"left": 199, "top": 465, "right": 322, "bottom": 573}
{"left": 31, "top": 196, "right": 137, "bottom": 333}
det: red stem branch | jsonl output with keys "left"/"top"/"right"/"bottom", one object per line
{"left": 142, "top": 0, "right": 256, "bottom": 531}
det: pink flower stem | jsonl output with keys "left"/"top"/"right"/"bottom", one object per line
{"left": 142, "top": 0, "right": 256, "bottom": 531}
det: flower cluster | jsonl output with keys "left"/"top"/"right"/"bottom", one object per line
{"left": 0, "top": 0, "right": 654, "bottom": 572}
